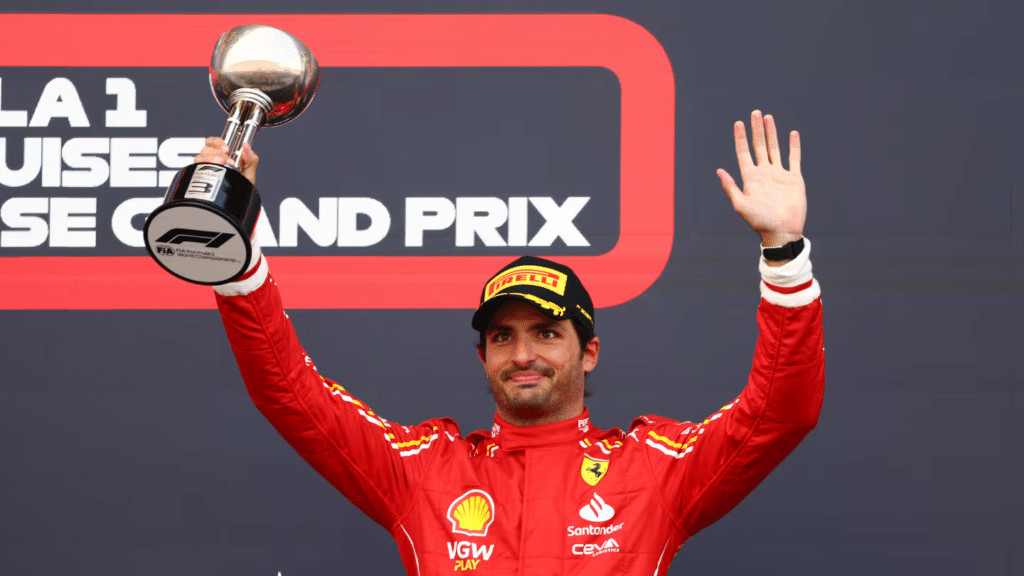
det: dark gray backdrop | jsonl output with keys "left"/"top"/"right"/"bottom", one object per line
{"left": 0, "top": 1, "right": 1020, "bottom": 575}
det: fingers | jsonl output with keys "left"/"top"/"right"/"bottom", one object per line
{"left": 716, "top": 168, "right": 744, "bottom": 208}
{"left": 765, "top": 114, "right": 781, "bottom": 165}
{"left": 192, "top": 137, "right": 258, "bottom": 185}
{"left": 789, "top": 130, "right": 801, "bottom": 173}
{"left": 238, "top": 144, "right": 260, "bottom": 185}
{"left": 743, "top": 111, "right": 795, "bottom": 171}
{"left": 750, "top": 110, "right": 769, "bottom": 165}
{"left": 194, "top": 137, "right": 230, "bottom": 165}
{"left": 240, "top": 143, "right": 259, "bottom": 166}
{"left": 733, "top": 121, "right": 754, "bottom": 171}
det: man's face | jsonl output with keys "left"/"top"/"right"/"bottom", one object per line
{"left": 478, "top": 300, "right": 599, "bottom": 426}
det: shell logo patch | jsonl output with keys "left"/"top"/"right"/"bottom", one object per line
{"left": 447, "top": 489, "right": 496, "bottom": 537}
{"left": 581, "top": 455, "right": 609, "bottom": 486}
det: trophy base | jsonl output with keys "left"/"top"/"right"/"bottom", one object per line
{"left": 144, "top": 163, "right": 262, "bottom": 285}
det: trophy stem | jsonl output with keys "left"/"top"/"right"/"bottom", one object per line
{"left": 220, "top": 106, "right": 244, "bottom": 162}
{"left": 220, "top": 88, "right": 273, "bottom": 167}
{"left": 233, "top": 104, "right": 265, "bottom": 165}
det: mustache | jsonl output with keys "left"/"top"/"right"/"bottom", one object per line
{"left": 501, "top": 364, "right": 555, "bottom": 381}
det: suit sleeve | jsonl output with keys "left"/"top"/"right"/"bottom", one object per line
{"left": 213, "top": 253, "right": 460, "bottom": 530}
{"left": 637, "top": 238, "right": 825, "bottom": 539}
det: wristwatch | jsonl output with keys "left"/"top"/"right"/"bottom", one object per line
{"left": 762, "top": 238, "right": 804, "bottom": 261}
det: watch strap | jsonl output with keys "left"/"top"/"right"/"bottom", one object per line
{"left": 762, "top": 237, "right": 805, "bottom": 261}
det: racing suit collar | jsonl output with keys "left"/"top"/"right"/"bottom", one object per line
{"left": 490, "top": 407, "right": 593, "bottom": 451}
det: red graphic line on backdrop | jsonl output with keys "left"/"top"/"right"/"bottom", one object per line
{"left": 0, "top": 14, "right": 674, "bottom": 310}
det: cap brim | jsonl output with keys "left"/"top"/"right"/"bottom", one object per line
{"left": 471, "top": 294, "right": 563, "bottom": 332}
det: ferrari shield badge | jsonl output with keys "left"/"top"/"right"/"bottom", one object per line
{"left": 581, "top": 455, "right": 609, "bottom": 486}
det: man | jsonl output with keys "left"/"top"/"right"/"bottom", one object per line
{"left": 204, "top": 110, "right": 824, "bottom": 574}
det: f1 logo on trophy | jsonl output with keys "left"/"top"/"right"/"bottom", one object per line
{"left": 144, "top": 25, "right": 320, "bottom": 284}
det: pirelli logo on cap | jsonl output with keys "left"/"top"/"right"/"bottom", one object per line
{"left": 485, "top": 266, "right": 568, "bottom": 302}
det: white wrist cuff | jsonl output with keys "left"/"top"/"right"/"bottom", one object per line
{"left": 213, "top": 244, "right": 268, "bottom": 297}
{"left": 758, "top": 237, "right": 820, "bottom": 307}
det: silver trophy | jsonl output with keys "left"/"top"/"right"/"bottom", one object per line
{"left": 144, "top": 25, "right": 320, "bottom": 285}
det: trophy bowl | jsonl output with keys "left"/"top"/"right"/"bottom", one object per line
{"left": 210, "top": 24, "right": 320, "bottom": 128}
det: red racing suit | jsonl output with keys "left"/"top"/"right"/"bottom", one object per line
{"left": 214, "top": 243, "right": 824, "bottom": 576}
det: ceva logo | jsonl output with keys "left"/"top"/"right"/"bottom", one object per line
{"left": 579, "top": 493, "right": 615, "bottom": 522}
{"left": 571, "top": 537, "right": 620, "bottom": 557}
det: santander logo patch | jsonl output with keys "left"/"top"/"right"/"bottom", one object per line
{"left": 579, "top": 493, "right": 615, "bottom": 522}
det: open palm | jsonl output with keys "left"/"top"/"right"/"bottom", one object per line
{"left": 717, "top": 110, "right": 806, "bottom": 248}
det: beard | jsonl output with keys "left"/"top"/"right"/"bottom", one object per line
{"left": 488, "top": 358, "right": 584, "bottom": 419}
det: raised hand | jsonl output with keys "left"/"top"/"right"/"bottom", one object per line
{"left": 193, "top": 137, "right": 260, "bottom": 185}
{"left": 716, "top": 110, "right": 806, "bottom": 249}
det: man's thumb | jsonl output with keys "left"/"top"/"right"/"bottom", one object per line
{"left": 239, "top": 143, "right": 260, "bottom": 184}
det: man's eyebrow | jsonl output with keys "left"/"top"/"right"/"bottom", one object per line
{"left": 530, "top": 321, "right": 561, "bottom": 331}
{"left": 485, "top": 320, "right": 561, "bottom": 333}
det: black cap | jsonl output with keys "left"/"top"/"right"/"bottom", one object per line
{"left": 471, "top": 256, "right": 595, "bottom": 338}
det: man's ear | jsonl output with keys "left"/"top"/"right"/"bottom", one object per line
{"left": 582, "top": 337, "right": 600, "bottom": 372}
{"left": 477, "top": 343, "right": 487, "bottom": 365}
